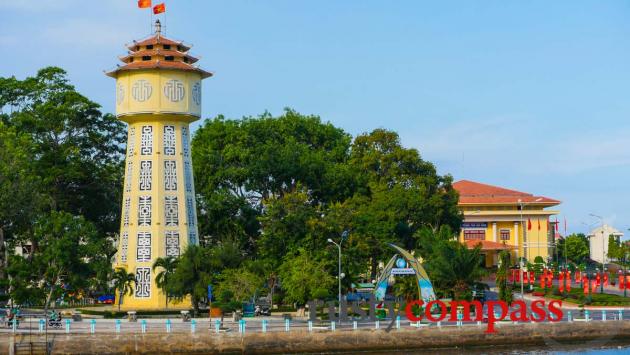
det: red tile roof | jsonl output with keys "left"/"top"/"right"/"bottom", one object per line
{"left": 464, "top": 240, "right": 516, "bottom": 251}
{"left": 453, "top": 180, "right": 560, "bottom": 205}
{"left": 128, "top": 35, "right": 190, "bottom": 51}
{"left": 120, "top": 49, "right": 199, "bottom": 64}
{"left": 107, "top": 32, "right": 211, "bottom": 79}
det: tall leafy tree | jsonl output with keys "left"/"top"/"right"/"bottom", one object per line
{"left": 278, "top": 249, "right": 335, "bottom": 306}
{"left": 168, "top": 245, "right": 218, "bottom": 314}
{"left": 0, "top": 67, "right": 126, "bottom": 236}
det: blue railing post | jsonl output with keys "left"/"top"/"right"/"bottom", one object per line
{"left": 331, "top": 321, "right": 336, "bottom": 331}
{"left": 567, "top": 311, "right": 572, "bottom": 322}
{"left": 214, "top": 319, "right": 220, "bottom": 333}
{"left": 307, "top": 320, "right": 312, "bottom": 332}
{"left": 619, "top": 309, "right": 624, "bottom": 321}
{"left": 115, "top": 319, "right": 121, "bottom": 333}
{"left": 285, "top": 319, "right": 290, "bottom": 332}
{"left": 141, "top": 319, "right": 147, "bottom": 333}
{"left": 65, "top": 319, "right": 71, "bottom": 334}
{"left": 585, "top": 310, "right": 590, "bottom": 322}
{"left": 375, "top": 320, "right": 380, "bottom": 329}
{"left": 602, "top": 310, "right": 607, "bottom": 322}
{"left": 39, "top": 319, "right": 45, "bottom": 333}
{"left": 238, "top": 319, "right": 245, "bottom": 334}
{"left": 166, "top": 319, "right": 172, "bottom": 333}
{"left": 90, "top": 319, "right": 96, "bottom": 334}
{"left": 396, "top": 316, "right": 401, "bottom": 329}
{"left": 191, "top": 319, "right": 196, "bottom": 333}
{"left": 262, "top": 319, "right": 268, "bottom": 333}
{"left": 353, "top": 320, "right": 357, "bottom": 330}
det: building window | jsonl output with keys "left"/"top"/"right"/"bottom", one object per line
{"left": 146, "top": 45, "right": 154, "bottom": 50}
{"left": 183, "top": 57, "right": 189, "bottom": 63}
{"left": 500, "top": 229, "right": 510, "bottom": 241}
{"left": 165, "top": 56, "right": 174, "bottom": 61}
{"left": 163, "top": 44, "right": 171, "bottom": 50}
{"left": 464, "top": 230, "right": 485, "bottom": 240}
{"left": 129, "top": 57, "right": 134, "bottom": 63}
{"left": 142, "top": 56, "right": 151, "bottom": 61}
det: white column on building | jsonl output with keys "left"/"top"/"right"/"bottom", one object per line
{"left": 492, "top": 222, "right": 498, "bottom": 243}
{"left": 514, "top": 222, "right": 520, "bottom": 258}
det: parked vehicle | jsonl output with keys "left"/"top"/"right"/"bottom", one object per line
{"left": 255, "top": 304, "right": 271, "bottom": 316}
{"left": 97, "top": 295, "right": 115, "bottom": 304}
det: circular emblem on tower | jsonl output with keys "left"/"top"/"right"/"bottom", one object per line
{"left": 132, "top": 80, "right": 153, "bottom": 102}
{"left": 116, "top": 84, "right": 125, "bottom": 105}
{"left": 164, "top": 79, "right": 185, "bottom": 102}
{"left": 192, "top": 82, "right": 201, "bottom": 106}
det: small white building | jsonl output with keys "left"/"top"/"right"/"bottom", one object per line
{"left": 587, "top": 225, "right": 623, "bottom": 264}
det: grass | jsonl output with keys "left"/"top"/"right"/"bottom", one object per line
{"left": 534, "top": 286, "right": 630, "bottom": 306}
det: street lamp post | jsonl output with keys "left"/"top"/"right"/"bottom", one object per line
{"left": 590, "top": 213, "right": 605, "bottom": 294}
{"left": 328, "top": 230, "right": 348, "bottom": 317}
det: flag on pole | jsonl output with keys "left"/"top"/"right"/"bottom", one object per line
{"left": 527, "top": 218, "right": 532, "bottom": 231}
{"left": 138, "top": 0, "right": 151, "bottom": 8}
{"left": 538, "top": 219, "right": 541, "bottom": 231}
{"left": 153, "top": 3, "right": 165, "bottom": 14}
{"left": 555, "top": 218, "right": 559, "bottom": 232}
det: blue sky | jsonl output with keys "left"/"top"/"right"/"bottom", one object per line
{"left": 1, "top": 0, "right": 629, "bottom": 236}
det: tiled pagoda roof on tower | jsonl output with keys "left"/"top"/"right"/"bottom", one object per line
{"left": 106, "top": 20, "right": 212, "bottom": 79}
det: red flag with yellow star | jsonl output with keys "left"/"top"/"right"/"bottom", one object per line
{"left": 153, "top": 3, "right": 165, "bottom": 14}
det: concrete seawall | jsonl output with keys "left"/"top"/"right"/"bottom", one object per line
{"left": 2, "top": 322, "right": 630, "bottom": 354}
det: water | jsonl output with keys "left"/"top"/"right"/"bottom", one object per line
{"left": 335, "top": 343, "right": 630, "bottom": 354}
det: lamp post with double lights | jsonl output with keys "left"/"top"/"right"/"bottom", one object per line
{"left": 590, "top": 213, "right": 605, "bottom": 293}
{"left": 328, "top": 230, "right": 349, "bottom": 314}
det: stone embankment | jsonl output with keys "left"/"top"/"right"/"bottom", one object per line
{"left": 2, "top": 321, "right": 630, "bottom": 354}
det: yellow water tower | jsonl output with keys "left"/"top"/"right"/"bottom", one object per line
{"left": 107, "top": 20, "right": 211, "bottom": 310}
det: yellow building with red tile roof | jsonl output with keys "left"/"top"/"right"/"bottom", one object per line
{"left": 453, "top": 180, "right": 561, "bottom": 267}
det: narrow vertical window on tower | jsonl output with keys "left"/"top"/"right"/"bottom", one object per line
{"left": 123, "top": 197, "right": 131, "bottom": 227}
{"left": 138, "top": 196, "right": 152, "bottom": 226}
{"left": 183, "top": 161, "right": 192, "bottom": 192}
{"left": 165, "top": 196, "right": 179, "bottom": 226}
{"left": 181, "top": 127, "right": 190, "bottom": 157}
{"left": 127, "top": 127, "right": 136, "bottom": 157}
{"left": 125, "top": 162, "right": 133, "bottom": 193}
{"left": 163, "top": 125, "right": 176, "bottom": 155}
{"left": 139, "top": 161, "right": 152, "bottom": 191}
{"left": 186, "top": 197, "right": 195, "bottom": 227}
{"left": 141, "top": 125, "right": 153, "bottom": 155}
{"left": 120, "top": 232, "right": 128, "bottom": 263}
{"left": 135, "top": 267, "right": 151, "bottom": 298}
{"left": 164, "top": 160, "right": 177, "bottom": 191}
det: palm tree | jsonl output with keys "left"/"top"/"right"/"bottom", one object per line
{"left": 112, "top": 268, "right": 136, "bottom": 311}
{"left": 153, "top": 256, "right": 178, "bottom": 309}
{"left": 393, "top": 275, "right": 419, "bottom": 302}
{"left": 426, "top": 240, "right": 487, "bottom": 300}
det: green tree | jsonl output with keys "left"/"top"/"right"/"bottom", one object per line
{"left": 6, "top": 211, "right": 106, "bottom": 311}
{"left": 168, "top": 245, "right": 218, "bottom": 315}
{"left": 563, "top": 234, "right": 590, "bottom": 263}
{"left": 608, "top": 235, "right": 622, "bottom": 261}
{"left": 152, "top": 256, "right": 178, "bottom": 309}
{"left": 0, "top": 67, "right": 126, "bottom": 236}
{"left": 216, "top": 267, "right": 263, "bottom": 302}
{"left": 496, "top": 251, "right": 513, "bottom": 304}
{"left": 112, "top": 268, "right": 136, "bottom": 312}
{"left": 278, "top": 249, "right": 335, "bottom": 306}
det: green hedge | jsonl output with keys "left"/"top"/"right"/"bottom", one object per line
{"left": 78, "top": 309, "right": 193, "bottom": 319}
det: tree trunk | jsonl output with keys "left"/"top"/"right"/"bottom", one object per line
{"left": 118, "top": 291, "right": 122, "bottom": 311}
{"left": 192, "top": 295, "right": 199, "bottom": 317}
